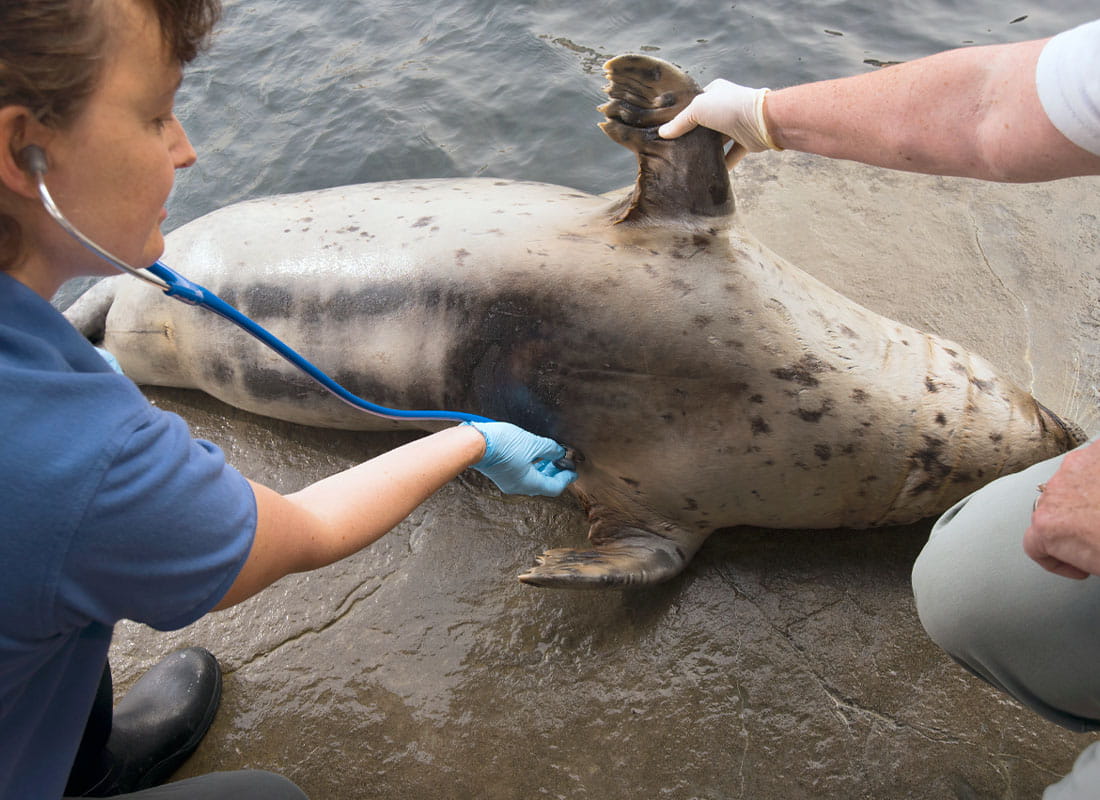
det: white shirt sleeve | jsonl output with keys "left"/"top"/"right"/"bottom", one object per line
{"left": 1036, "top": 19, "right": 1100, "bottom": 156}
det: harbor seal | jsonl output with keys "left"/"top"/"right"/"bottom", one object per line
{"left": 65, "top": 55, "right": 1084, "bottom": 588}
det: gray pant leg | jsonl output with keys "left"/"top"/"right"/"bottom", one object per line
{"left": 1044, "top": 740, "right": 1100, "bottom": 799}
{"left": 911, "top": 445, "right": 1100, "bottom": 732}
{"left": 112, "top": 770, "right": 307, "bottom": 799}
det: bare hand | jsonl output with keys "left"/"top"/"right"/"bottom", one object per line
{"left": 1024, "top": 440, "right": 1100, "bottom": 579}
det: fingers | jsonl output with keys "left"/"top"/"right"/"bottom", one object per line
{"left": 528, "top": 435, "right": 567, "bottom": 464}
{"left": 463, "top": 421, "right": 578, "bottom": 496}
{"left": 724, "top": 141, "right": 749, "bottom": 170}
{"left": 1031, "top": 551, "right": 1090, "bottom": 580}
{"left": 657, "top": 105, "right": 699, "bottom": 140}
{"left": 528, "top": 460, "right": 579, "bottom": 496}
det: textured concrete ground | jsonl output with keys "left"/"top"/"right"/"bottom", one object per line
{"left": 106, "top": 152, "right": 1100, "bottom": 798}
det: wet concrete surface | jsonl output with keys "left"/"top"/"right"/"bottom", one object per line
{"left": 107, "top": 152, "right": 1100, "bottom": 798}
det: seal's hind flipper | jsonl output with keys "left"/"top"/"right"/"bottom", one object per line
{"left": 599, "top": 55, "right": 732, "bottom": 224}
{"left": 517, "top": 519, "right": 707, "bottom": 589}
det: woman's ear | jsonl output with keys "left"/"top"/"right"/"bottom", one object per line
{"left": 0, "top": 106, "right": 51, "bottom": 200}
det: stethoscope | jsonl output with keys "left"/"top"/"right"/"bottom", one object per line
{"left": 20, "top": 144, "right": 497, "bottom": 426}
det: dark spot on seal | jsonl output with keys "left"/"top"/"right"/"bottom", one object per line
{"left": 970, "top": 377, "right": 994, "bottom": 394}
{"left": 749, "top": 394, "right": 765, "bottom": 404}
{"left": 935, "top": 413, "right": 948, "bottom": 425}
{"left": 207, "top": 356, "right": 234, "bottom": 384}
{"left": 990, "top": 432, "right": 1004, "bottom": 444}
{"left": 851, "top": 388, "right": 870, "bottom": 403}
{"left": 839, "top": 324, "right": 860, "bottom": 339}
{"left": 231, "top": 284, "right": 296, "bottom": 318}
{"left": 751, "top": 416, "right": 771, "bottom": 435}
{"left": 455, "top": 248, "right": 471, "bottom": 266}
{"left": 693, "top": 314, "right": 712, "bottom": 328}
{"left": 909, "top": 434, "right": 953, "bottom": 495}
{"left": 814, "top": 444, "right": 832, "bottom": 462}
{"left": 772, "top": 354, "right": 832, "bottom": 387}
{"left": 683, "top": 498, "right": 699, "bottom": 511}
{"left": 621, "top": 477, "right": 640, "bottom": 488}
{"left": 925, "top": 376, "right": 940, "bottom": 393}
{"left": 796, "top": 399, "right": 835, "bottom": 423}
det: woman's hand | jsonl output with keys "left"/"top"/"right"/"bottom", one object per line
{"left": 465, "top": 421, "right": 577, "bottom": 497}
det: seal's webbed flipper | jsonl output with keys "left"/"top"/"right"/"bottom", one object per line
{"left": 599, "top": 55, "right": 732, "bottom": 225}
{"left": 517, "top": 518, "right": 707, "bottom": 589}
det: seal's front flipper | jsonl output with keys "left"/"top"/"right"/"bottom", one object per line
{"left": 517, "top": 519, "right": 708, "bottom": 589}
{"left": 598, "top": 55, "right": 732, "bottom": 224}
{"left": 63, "top": 277, "right": 119, "bottom": 344}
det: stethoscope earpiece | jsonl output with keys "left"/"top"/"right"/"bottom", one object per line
{"left": 18, "top": 145, "right": 48, "bottom": 176}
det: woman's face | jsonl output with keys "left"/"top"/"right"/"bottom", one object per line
{"left": 35, "top": 0, "right": 197, "bottom": 282}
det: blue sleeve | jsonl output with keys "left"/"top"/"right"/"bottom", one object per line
{"left": 55, "top": 407, "right": 256, "bottom": 632}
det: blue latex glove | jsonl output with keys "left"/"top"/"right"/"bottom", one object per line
{"left": 94, "top": 346, "right": 124, "bottom": 374}
{"left": 464, "top": 421, "right": 577, "bottom": 497}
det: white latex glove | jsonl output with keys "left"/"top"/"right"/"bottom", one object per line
{"left": 658, "top": 79, "right": 780, "bottom": 167}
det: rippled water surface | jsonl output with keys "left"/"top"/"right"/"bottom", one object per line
{"left": 170, "top": 0, "right": 1096, "bottom": 224}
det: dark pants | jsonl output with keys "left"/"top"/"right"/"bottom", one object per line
{"left": 65, "top": 662, "right": 307, "bottom": 799}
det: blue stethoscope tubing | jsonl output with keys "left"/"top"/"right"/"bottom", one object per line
{"left": 145, "top": 262, "right": 494, "bottom": 424}
{"left": 23, "top": 145, "right": 493, "bottom": 425}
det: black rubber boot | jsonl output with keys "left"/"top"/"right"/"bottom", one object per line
{"left": 81, "top": 647, "right": 222, "bottom": 796}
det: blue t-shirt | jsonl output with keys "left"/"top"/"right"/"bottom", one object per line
{"left": 0, "top": 273, "right": 256, "bottom": 798}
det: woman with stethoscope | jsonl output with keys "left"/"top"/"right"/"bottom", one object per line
{"left": 0, "top": 1, "right": 575, "bottom": 797}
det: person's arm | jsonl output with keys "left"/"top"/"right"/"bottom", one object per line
{"left": 213, "top": 422, "right": 574, "bottom": 609}
{"left": 660, "top": 38, "right": 1100, "bottom": 181}
{"left": 1025, "top": 441, "right": 1100, "bottom": 580}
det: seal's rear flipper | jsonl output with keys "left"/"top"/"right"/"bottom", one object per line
{"left": 599, "top": 55, "right": 732, "bottom": 224}
{"left": 517, "top": 520, "right": 708, "bottom": 589}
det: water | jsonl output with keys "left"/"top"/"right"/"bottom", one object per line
{"left": 169, "top": 0, "right": 1096, "bottom": 228}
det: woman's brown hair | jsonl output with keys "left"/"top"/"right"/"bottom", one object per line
{"left": 0, "top": 0, "right": 222, "bottom": 270}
